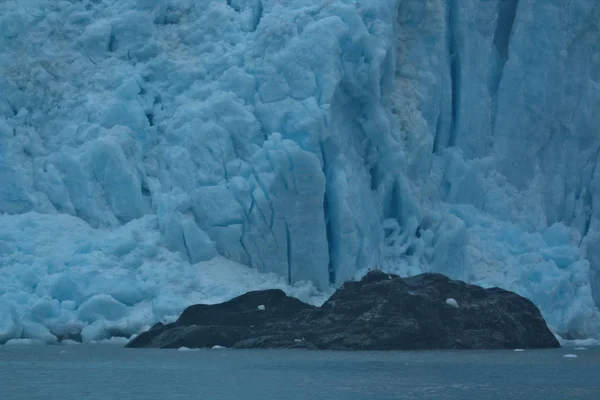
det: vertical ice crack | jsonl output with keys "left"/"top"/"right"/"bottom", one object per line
{"left": 108, "top": 30, "right": 117, "bottom": 53}
{"left": 493, "top": 0, "right": 518, "bottom": 63}
{"left": 432, "top": 113, "right": 443, "bottom": 154}
{"left": 180, "top": 225, "right": 193, "bottom": 263}
{"left": 282, "top": 146, "right": 298, "bottom": 192}
{"left": 320, "top": 140, "right": 336, "bottom": 285}
{"left": 447, "top": 0, "right": 461, "bottom": 148}
{"left": 248, "top": 165, "right": 275, "bottom": 229}
{"left": 251, "top": 0, "right": 264, "bottom": 32}
{"left": 491, "top": 0, "right": 518, "bottom": 137}
{"left": 285, "top": 221, "right": 292, "bottom": 284}
{"left": 226, "top": 0, "right": 240, "bottom": 12}
{"left": 580, "top": 145, "right": 600, "bottom": 245}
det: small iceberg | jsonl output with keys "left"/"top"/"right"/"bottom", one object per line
{"left": 177, "top": 347, "right": 198, "bottom": 352}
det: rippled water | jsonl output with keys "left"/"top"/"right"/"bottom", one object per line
{"left": 1, "top": 345, "right": 599, "bottom": 400}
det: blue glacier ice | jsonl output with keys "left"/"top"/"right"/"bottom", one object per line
{"left": 1, "top": 0, "right": 600, "bottom": 343}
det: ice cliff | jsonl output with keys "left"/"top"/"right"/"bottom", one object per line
{"left": 1, "top": 0, "right": 599, "bottom": 344}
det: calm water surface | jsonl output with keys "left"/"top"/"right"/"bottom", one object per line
{"left": 1, "top": 345, "right": 599, "bottom": 400}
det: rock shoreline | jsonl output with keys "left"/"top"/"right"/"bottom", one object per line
{"left": 126, "top": 270, "right": 560, "bottom": 350}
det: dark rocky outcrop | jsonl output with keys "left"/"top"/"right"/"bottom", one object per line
{"left": 126, "top": 270, "right": 560, "bottom": 350}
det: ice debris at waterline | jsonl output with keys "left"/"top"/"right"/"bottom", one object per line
{"left": 1, "top": 0, "right": 600, "bottom": 344}
{"left": 176, "top": 346, "right": 198, "bottom": 352}
{"left": 127, "top": 271, "right": 560, "bottom": 350}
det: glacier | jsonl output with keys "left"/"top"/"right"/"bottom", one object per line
{"left": 0, "top": 0, "right": 599, "bottom": 343}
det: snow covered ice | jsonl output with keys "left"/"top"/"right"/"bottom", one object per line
{"left": 1, "top": 0, "right": 600, "bottom": 343}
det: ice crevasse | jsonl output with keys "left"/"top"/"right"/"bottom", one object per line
{"left": 1, "top": 0, "right": 600, "bottom": 344}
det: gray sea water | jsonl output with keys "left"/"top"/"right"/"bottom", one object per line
{"left": 1, "top": 345, "right": 599, "bottom": 400}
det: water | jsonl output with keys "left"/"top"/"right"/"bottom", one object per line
{"left": 1, "top": 345, "right": 599, "bottom": 400}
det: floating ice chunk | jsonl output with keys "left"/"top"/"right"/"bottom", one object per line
{"left": 563, "top": 354, "right": 578, "bottom": 358}
{"left": 575, "top": 347, "right": 587, "bottom": 350}
{"left": 178, "top": 346, "right": 198, "bottom": 352}
{"left": 92, "top": 337, "right": 130, "bottom": 346}
{"left": 257, "top": 304, "right": 266, "bottom": 311}
{"left": 568, "top": 338, "right": 599, "bottom": 347}
{"left": 554, "top": 333, "right": 600, "bottom": 347}
{"left": 60, "top": 339, "right": 81, "bottom": 345}
{"left": 212, "top": 345, "right": 226, "bottom": 349}
{"left": 294, "top": 339, "right": 303, "bottom": 343}
{"left": 445, "top": 298, "right": 459, "bottom": 308}
{"left": 5, "top": 339, "right": 44, "bottom": 346}
{"left": 514, "top": 349, "right": 524, "bottom": 352}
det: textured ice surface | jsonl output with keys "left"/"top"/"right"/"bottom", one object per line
{"left": 0, "top": 213, "right": 326, "bottom": 343}
{"left": 1, "top": 0, "right": 600, "bottom": 343}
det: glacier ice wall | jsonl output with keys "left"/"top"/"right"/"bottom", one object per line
{"left": 0, "top": 0, "right": 599, "bottom": 342}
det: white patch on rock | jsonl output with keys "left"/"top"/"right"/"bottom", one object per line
{"left": 445, "top": 298, "right": 459, "bottom": 308}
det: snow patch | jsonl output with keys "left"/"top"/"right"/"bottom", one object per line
{"left": 445, "top": 298, "right": 459, "bottom": 308}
